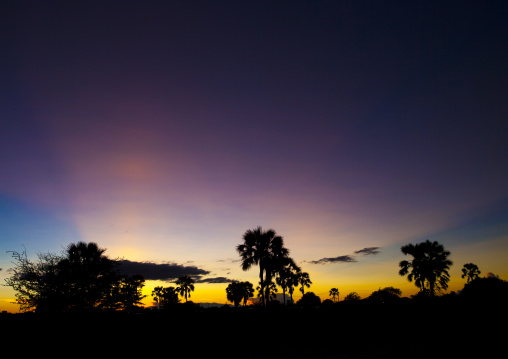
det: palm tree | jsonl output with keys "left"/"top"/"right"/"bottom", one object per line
{"left": 296, "top": 271, "right": 312, "bottom": 296}
{"left": 462, "top": 263, "right": 481, "bottom": 283}
{"left": 399, "top": 240, "right": 453, "bottom": 297}
{"left": 257, "top": 280, "right": 278, "bottom": 302}
{"left": 329, "top": 288, "right": 339, "bottom": 303}
{"left": 58, "top": 241, "right": 118, "bottom": 311}
{"left": 226, "top": 281, "right": 247, "bottom": 307}
{"left": 236, "top": 226, "right": 289, "bottom": 306}
{"left": 175, "top": 275, "right": 195, "bottom": 302}
{"left": 276, "top": 262, "right": 300, "bottom": 306}
{"left": 152, "top": 286, "right": 179, "bottom": 309}
{"left": 152, "top": 286, "right": 165, "bottom": 310}
{"left": 240, "top": 281, "right": 255, "bottom": 306}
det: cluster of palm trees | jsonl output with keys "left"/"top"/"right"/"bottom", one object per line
{"left": 151, "top": 275, "right": 195, "bottom": 309}
{"left": 236, "top": 226, "right": 312, "bottom": 306}
{"left": 225, "top": 281, "right": 254, "bottom": 307}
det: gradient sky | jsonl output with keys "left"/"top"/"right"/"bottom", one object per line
{"left": 1, "top": 0, "right": 508, "bottom": 312}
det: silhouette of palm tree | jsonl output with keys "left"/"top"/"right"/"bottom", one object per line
{"left": 297, "top": 271, "right": 312, "bottom": 296}
{"left": 236, "top": 226, "right": 289, "bottom": 306}
{"left": 276, "top": 261, "right": 301, "bottom": 305}
{"left": 175, "top": 275, "right": 195, "bottom": 302}
{"left": 329, "top": 288, "right": 339, "bottom": 302}
{"left": 152, "top": 286, "right": 164, "bottom": 310}
{"left": 462, "top": 263, "right": 481, "bottom": 283}
{"left": 226, "top": 281, "right": 245, "bottom": 307}
{"left": 399, "top": 240, "right": 453, "bottom": 296}
{"left": 240, "top": 281, "right": 255, "bottom": 306}
{"left": 59, "top": 241, "right": 117, "bottom": 311}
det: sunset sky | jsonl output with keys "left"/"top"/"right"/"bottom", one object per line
{"left": 1, "top": 0, "right": 507, "bottom": 312}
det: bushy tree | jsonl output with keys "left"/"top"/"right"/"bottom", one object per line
{"left": 367, "top": 287, "right": 401, "bottom": 304}
{"left": 460, "top": 275, "right": 508, "bottom": 304}
{"left": 297, "top": 292, "right": 321, "bottom": 307}
{"left": 5, "top": 242, "right": 145, "bottom": 313}
{"left": 5, "top": 249, "right": 65, "bottom": 313}
{"left": 344, "top": 292, "right": 361, "bottom": 301}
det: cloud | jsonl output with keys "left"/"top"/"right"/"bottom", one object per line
{"left": 309, "top": 247, "right": 381, "bottom": 265}
{"left": 195, "top": 277, "right": 233, "bottom": 284}
{"left": 354, "top": 247, "right": 380, "bottom": 255}
{"left": 117, "top": 260, "right": 210, "bottom": 281}
{"left": 309, "top": 255, "right": 357, "bottom": 265}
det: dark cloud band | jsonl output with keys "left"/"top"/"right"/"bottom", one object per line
{"left": 117, "top": 259, "right": 210, "bottom": 281}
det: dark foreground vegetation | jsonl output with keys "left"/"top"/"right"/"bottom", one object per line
{"left": 2, "top": 286, "right": 505, "bottom": 359}
{"left": 2, "top": 229, "right": 506, "bottom": 358}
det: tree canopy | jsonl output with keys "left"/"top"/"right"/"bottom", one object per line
{"left": 399, "top": 240, "right": 453, "bottom": 297}
{"left": 5, "top": 242, "right": 145, "bottom": 313}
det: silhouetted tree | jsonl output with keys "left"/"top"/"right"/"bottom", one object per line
{"left": 58, "top": 242, "right": 119, "bottom": 311}
{"left": 117, "top": 274, "right": 146, "bottom": 312}
{"left": 240, "top": 281, "right": 255, "bottom": 306}
{"left": 175, "top": 275, "right": 195, "bottom": 302}
{"left": 287, "top": 268, "right": 300, "bottom": 304}
{"left": 296, "top": 271, "right": 312, "bottom": 296}
{"left": 462, "top": 263, "right": 481, "bottom": 283}
{"left": 344, "top": 292, "right": 361, "bottom": 301}
{"left": 297, "top": 292, "right": 321, "bottom": 307}
{"left": 399, "top": 240, "right": 453, "bottom": 297}
{"left": 152, "top": 286, "right": 165, "bottom": 310}
{"left": 236, "top": 226, "right": 289, "bottom": 306}
{"left": 329, "top": 288, "right": 339, "bottom": 303}
{"left": 460, "top": 275, "right": 508, "bottom": 304}
{"left": 276, "top": 261, "right": 300, "bottom": 306}
{"left": 226, "top": 281, "right": 248, "bottom": 307}
{"left": 367, "top": 287, "right": 401, "bottom": 304}
{"left": 5, "top": 248, "right": 65, "bottom": 313}
{"left": 5, "top": 242, "right": 142, "bottom": 313}
{"left": 257, "top": 280, "right": 278, "bottom": 302}
{"left": 152, "top": 286, "right": 180, "bottom": 309}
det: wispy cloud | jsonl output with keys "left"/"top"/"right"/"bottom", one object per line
{"left": 309, "top": 247, "right": 381, "bottom": 265}
{"left": 354, "top": 247, "right": 380, "bottom": 256}
{"left": 195, "top": 277, "right": 233, "bottom": 284}
{"left": 308, "top": 255, "right": 357, "bottom": 265}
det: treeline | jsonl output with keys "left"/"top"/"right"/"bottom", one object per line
{"left": 4, "top": 227, "right": 508, "bottom": 316}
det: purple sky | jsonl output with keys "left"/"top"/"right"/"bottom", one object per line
{"left": 1, "top": 1, "right": 507, "bottom": 309}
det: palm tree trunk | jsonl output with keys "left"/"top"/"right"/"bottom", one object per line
{"left": 259, "top": 267, "right": 265, "bottom": 306}
{"left": 265, "top": 271, "right": 272, "bottom": 304}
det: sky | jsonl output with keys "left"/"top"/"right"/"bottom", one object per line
{"left": 1, "top": 0, "right": 508, "bottom": 312}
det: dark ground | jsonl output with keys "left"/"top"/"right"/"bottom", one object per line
{"left": 1, "top": 298, "right": 503, "bottom": 358}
